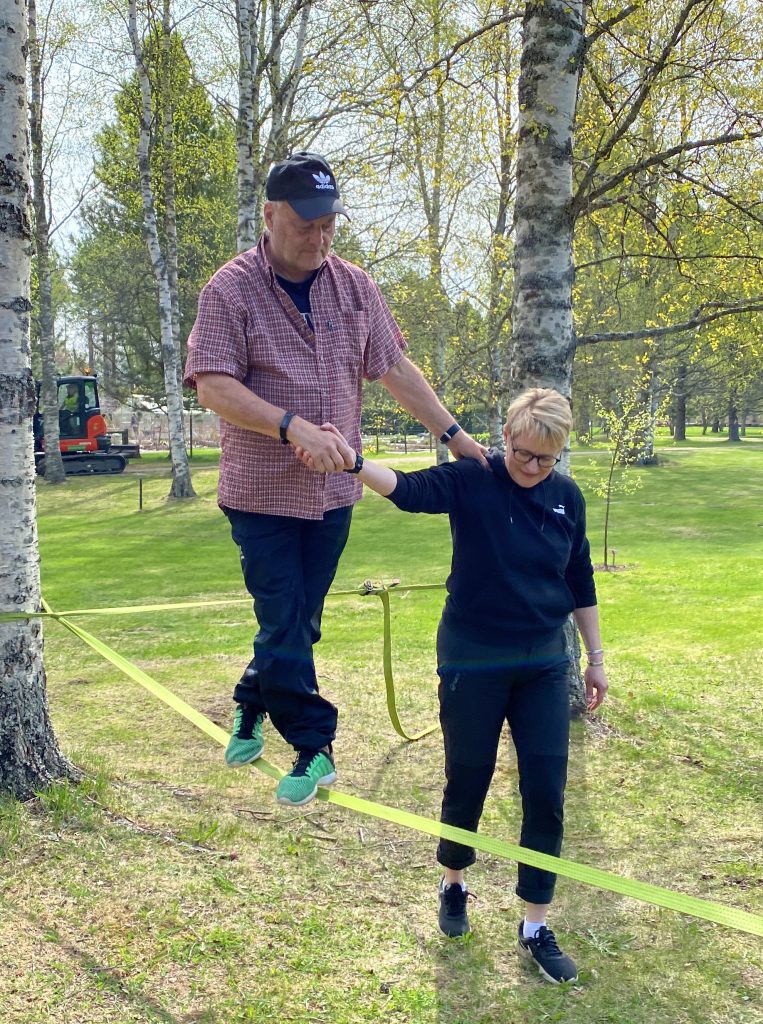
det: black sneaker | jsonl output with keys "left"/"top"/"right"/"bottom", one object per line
{"left": 438, "top": 879, "right": 471, "bottom": 937}
{"left": 517, "top": 922, "right": 578, "bottom": 983}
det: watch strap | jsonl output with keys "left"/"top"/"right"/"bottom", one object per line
{"left": 439, "top": 423, "right": 462, "bottom": 445}
{"left": 279, "top": 411, "right": 296, "bottom": 445}
{"left": 344, "top": 452, "right": 364, "bottom": 474}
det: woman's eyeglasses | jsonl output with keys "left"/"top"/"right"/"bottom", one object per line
{"left": 511, "top": 447, "right": 561, "bottom": 469}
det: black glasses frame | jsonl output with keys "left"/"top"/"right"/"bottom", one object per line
{"left": 511, "top": 446, "right": 562, "bottom": 469}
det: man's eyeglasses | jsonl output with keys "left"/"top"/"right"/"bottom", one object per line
{"left": 511, "top": 447, "right": 561, "bottom": 469}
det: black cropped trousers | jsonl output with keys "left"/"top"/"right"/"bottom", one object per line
{"left": 436, "top": 626, "right": 570, "bottom": 906}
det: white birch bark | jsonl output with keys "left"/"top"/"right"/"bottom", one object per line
{"left": 28, "top": 0, "right": 66, "bottom": 484}
{"left": 510, "top": 0, "right": 584, "bottom": 401}
{"left": 235, "top": 0, "right": 312, "bottom": 252}
{"left": 160, "top": 0, "right": 185, "bottom": 402}
{"left": 127, "top": 0, "right": 195, "bottom": 499}
{"left": 485, "top": 4, "right": 517, "bottom": 446}
{"left": 0, "top": 0, "right": 73, "bottom": 797}
{"left": 236, "top": 0, "right": 258, "bottom": 249}
{"left": 511, "top": 1, "right": 586, "bottom": 710}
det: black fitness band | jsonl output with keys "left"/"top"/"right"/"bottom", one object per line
{"left": 343, "top": 452, "right": 364, "bottom": 474}
{"left": 279, "top": 411, "right": 297, "bottom": 445}
{"left": 439, "top": 423, "right": 461, "bottom": 445}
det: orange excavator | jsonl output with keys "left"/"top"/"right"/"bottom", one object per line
{"left": 33, "top": 374, "right": 140, "bottom": 476}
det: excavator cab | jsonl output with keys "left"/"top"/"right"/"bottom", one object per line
{"left": 55, "top": 377, "right": 107, "bottom": 448}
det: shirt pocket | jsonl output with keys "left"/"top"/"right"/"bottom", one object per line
{"left": 322, "top": 309, "right": 369, "bottom": 377}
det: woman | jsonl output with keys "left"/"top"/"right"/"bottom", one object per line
{"left": 300, "top": 388, "right": 607, "bottom": 984}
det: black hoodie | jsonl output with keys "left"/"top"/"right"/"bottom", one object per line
{"left": 387, "top": 449, "right": 596, "bottom": 644}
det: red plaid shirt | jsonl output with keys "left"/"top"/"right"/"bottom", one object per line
{"left": 184, "top": 236, "right": 406, "bottom": 518}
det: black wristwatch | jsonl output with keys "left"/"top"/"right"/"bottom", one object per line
{"left": 279, "top": 411, "right": 297, "bottom": 445}
{"left": 439, "top": 423, "right": 462, "bottom": 445}
{"left": 344, "top": 452, "right": 364, "bottom": 474}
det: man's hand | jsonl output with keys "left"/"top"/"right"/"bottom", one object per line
{"left": 448, "top": 429, "right": 488, "bottom": 466}
{"left": 584, "top": 664, "right": 608, "bottom": 712}
{"left": 293, "top": 422, "right": 355, "bottom": 472}
{"left": 287, "top": 417, "right": 349, "bottom": 473}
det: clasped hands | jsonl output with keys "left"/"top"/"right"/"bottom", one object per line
{"left": 292, "top": 421, "right": 355, "bottom": 474}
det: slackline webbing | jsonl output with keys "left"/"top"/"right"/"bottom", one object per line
{"left": 37, "top": 598, "right": 763, "bottom": 939}
{"left": 2, "top": 581, "right": 439, "bottom": 743}
{"left": 0, "top": 580, "right": 448, "bottom": 620}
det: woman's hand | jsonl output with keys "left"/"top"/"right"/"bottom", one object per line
{"left": 293, "top": 422, "right": 356, "bottom": 472}
{"left": 584, "top": 664, "right": 608, "bottom": 711}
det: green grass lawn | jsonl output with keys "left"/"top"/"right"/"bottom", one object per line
{"left": 1, "top": 438, "right": 762, "bottom": 1024}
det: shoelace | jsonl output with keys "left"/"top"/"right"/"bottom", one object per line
{"left": 290, "top": 750, "right": 326, "bottom": 776}
{"left": 236, "top": 707, "right": 260, "bottom": 738}
{"left": 532, "top": 926, "right": 563, "bottom": 956}
{"left": 441, "top": 885, "right": 474, "bottom": 913}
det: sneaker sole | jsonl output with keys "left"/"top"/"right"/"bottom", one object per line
{"left": 438, "top": 922, "right": 471, "bottom": 938}
{"left": 275, "top": 770, "right": 337, "bottom": 807}
{"left": 224, "top": 745, "right": 264, "bottom": 767}
{"left": 517, "top": 939, "right": 577, "bottom": 985}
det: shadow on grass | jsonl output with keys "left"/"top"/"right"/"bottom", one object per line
{"left": 433, "top": 932, "right": 503, "bottom": 1023}
{"left": 2, "top": 899, "right": 212, "bottom": 1024}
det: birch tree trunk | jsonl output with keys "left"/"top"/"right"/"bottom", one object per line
{"left": 236, "top": 0, "right": 258, "bottom": 248}
{"left": 510, "top": 0, "right": 583, "bottom": 400}
{"left": 511, "top": 0, "right": 586, "bottom": 710}
{"left": 0, "top": 0, "right": 75, "bottom": 798}
{"left": 485, "top": 3, "right": 517, "bottom": 446}
{"left": 127, "top": 0, "right": 195, "bottom": 499}
{"left": 160, "top": 0, "right": 185, "bottom": 403}
{"left": 235, "top": 0, "right": 312, "bottom": 252}
{"left": 29, "top": 0, "right": 66, "bottom": 484}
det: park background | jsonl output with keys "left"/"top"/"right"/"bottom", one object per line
{"left": 2, "top": 435, "right": 762, "bottom": 1023}
{"left": 2, "top": 1, "right": 763, "bottom": 1022}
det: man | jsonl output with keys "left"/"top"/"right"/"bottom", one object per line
{"left": 184, "top": 151, "right": 485, "bottom": 807}
{"left": 59, "top": 383, "right": 80, "bottom": 434}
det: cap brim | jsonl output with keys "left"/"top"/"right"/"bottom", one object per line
{"left": 287, "top": 196, "right": 350, "bottom": 221}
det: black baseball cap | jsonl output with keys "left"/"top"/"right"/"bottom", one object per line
{"left": 265, "top": 152, "right": 350, "bottom": 221}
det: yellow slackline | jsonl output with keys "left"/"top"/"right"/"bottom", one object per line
{"left": 4, "top": 579, "right": 443, "bottom": 744}
{"left": 358, "top": 579, "right": 438, "bottom": 741}
{"left": 38, "top": 599, "right": 763, "bottom": 939}
{"left": 0, "top": 581, "right": 447, "bottom": 620}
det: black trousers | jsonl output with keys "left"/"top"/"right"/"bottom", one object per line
{"left": 436, "top": 626, "right": 570, "bottom": 905}
{"left": 224, "top": 505, "right": 353, "bottom": 751}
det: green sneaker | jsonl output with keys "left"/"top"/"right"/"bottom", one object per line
{"left": 276, "top": 748, "right": 336, "bottom": 806}
{"left": 224, "top": 704, "right": 265, "bottom": 766}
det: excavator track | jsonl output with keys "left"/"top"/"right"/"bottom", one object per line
{"left": 37, "top": 453, "right": 127, "bottom": 477}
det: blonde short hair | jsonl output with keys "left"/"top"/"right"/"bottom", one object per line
{"left": 505, "top": 388, "right": 572, "bottom": 449}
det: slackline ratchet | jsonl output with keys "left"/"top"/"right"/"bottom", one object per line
{"left": 39, "top": 598, "right": 763, "bottom": 939}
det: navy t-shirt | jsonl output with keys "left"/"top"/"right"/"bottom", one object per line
{"left": 276, "top": 270, "right": 318, "bottom": 332}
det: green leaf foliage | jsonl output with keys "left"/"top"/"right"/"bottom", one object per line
{"left": 70, "top": 28, "right": 236, "bottom": 402}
